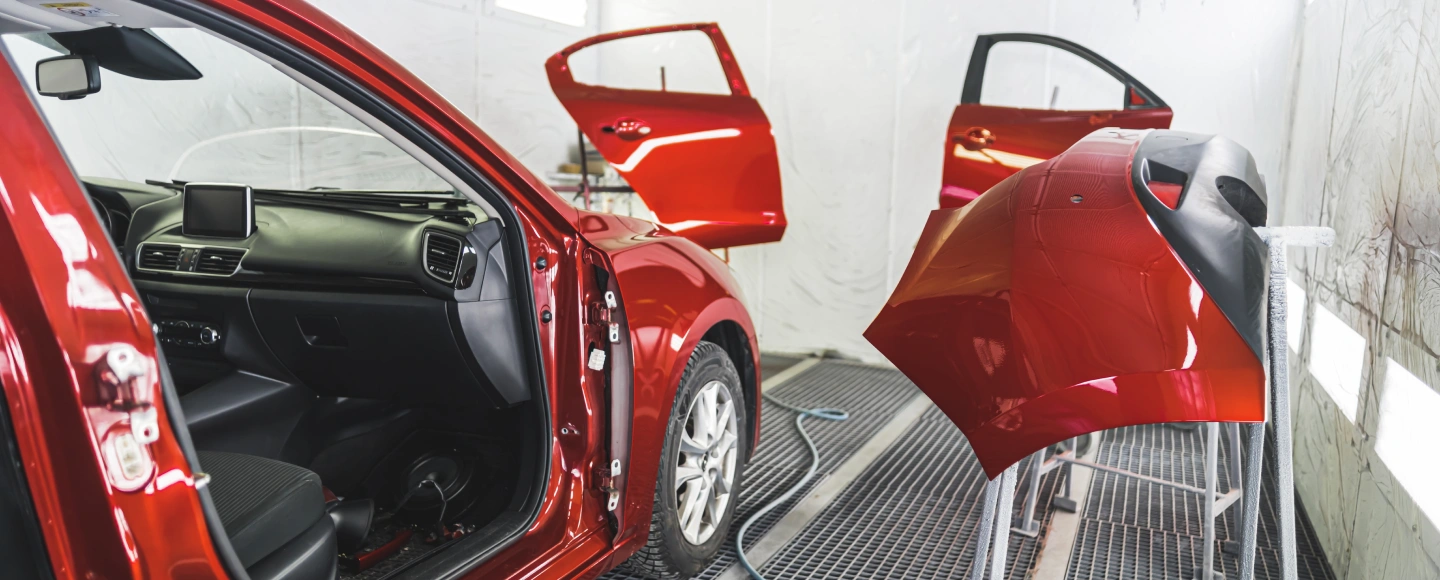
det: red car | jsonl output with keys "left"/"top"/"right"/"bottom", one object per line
{"left": 0, "top": 2, "right": 781, "bottom": 579}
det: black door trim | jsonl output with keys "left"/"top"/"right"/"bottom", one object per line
{"left": 960, "top": 33, "right": 1167, "bottom": 110}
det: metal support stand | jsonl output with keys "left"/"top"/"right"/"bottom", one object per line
{"left": 1015, "top": 424, "right": 1241, "bottom": 578}
{"left": 1015, "top": 448, "right": 1045, "bottom": 536}
{"left": 1199, "top": 422, "right": 1223, "bottom": 580}
{"left": 969, "top": 463, "right": 1019, "bottom": 580}
{"left": 1248, "top": 226, "right": 1334, "bottom": 580}
{"left": 975, "top": 226, "right": 1333, "bottom": 580}
{"left": 969, "top": 473, "right": 1001, "bottom": 580}
{"left": 1224, "top": 423, "right": 1244, "bottom": 556}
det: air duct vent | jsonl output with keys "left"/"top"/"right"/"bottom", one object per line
{"left": 423, "top": 232, "right": 464, "bottom": 284}
{"left": 137, "top": 244, "right": 182, "bottom": 271}
{"left": 195, "top": 247, "right": 246, "bottom": 276}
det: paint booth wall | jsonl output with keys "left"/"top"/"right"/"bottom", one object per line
{"left": 1276, "top": 0, "right": 1440, "bottom": 576}
{"left": 593, "top": 0, "right": 1304, "bottom": 361}
{"left": 304, "top": 0, "right": 601, "bottom": 176}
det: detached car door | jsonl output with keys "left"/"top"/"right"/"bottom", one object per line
{"left": 941, "top": 33, "right": 1172, "bottom": 208}
{"left": 547, "top": 23, "right": 785, "bottom": 249}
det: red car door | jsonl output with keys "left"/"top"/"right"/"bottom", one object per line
{"left": 941, "top": 33, "right": 1172, "bottom": 208}
{"left": 0, "top": 43, "right": 226, "bottom": 579}
{"left": 547, "top": 23, "right": 785, "bottom": 250}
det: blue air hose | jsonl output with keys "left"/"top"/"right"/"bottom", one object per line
{"left": 734, "top": 393, "right": 849, "bottom": 580}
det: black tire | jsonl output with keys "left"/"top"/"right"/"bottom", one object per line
{"left": 620, "top": 341, "right": 749, "bottom": 579}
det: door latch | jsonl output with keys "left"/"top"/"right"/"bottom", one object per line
{"left": 95, "top": 344, "right": 160, "bottom": 491}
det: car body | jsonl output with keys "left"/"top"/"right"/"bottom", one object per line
{"left": 0, "top": 1, "right": 777, "bottom": 579}
{"left": 940, "top": 33, "right": 1173, "bottom": 209}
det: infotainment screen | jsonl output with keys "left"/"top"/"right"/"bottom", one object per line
{"left": 182, "top": 183, "right": 253, "bottom": 238}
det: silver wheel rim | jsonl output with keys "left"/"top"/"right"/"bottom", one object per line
{"left": 674, "top": 379, "right": 739, "bottom": 545}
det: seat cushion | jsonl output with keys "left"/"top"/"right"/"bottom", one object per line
{"left": 199, "top": 451, "right": 326, "bottom": 568}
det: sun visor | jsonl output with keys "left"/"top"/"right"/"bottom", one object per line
{"left": 865, "top": 129, "right": 1268, "bottom": 477}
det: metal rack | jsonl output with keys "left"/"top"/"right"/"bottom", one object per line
{"left": 968, "top": 226, "right": 1335, "bottom": 580}
{"left": 549, "top": 128, "right": 634, "bottom": 209}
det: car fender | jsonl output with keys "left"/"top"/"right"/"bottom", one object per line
{"left": 575, "top": 210, "right": 760, "bottom": 559}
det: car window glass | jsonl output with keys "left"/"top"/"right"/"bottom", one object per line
{"left": 980, "top": 42, "right": 1125, "bottom": 111}
{"left": 568, "top": 30, "right": 730, "bottom": 95}
{"left": 2, "top": 30, "right": 453, "bottom": 192}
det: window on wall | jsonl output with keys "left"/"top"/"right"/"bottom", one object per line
{"left": 496, "top": 0, "right": 586, "bottom": 27}
{"left": 1306, "top": 304, "right": 1365, "bottom": 422}
{"left": 980, "top": 42, "right": 1125, "bottom": 111}
{"left": 1374, "top": 358, "right": 1440, "bottom": 521}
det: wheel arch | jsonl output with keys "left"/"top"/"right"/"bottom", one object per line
{"left": 701, "top": 320, "right": 758, "bottom": 460}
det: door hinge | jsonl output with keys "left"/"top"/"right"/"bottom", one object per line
{"left": 595, "top": 459, "right": 623, "bottom": 512}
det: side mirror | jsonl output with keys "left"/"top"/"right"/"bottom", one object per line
{"left": 36, "top": 55, "right": 100, "bottom": 100}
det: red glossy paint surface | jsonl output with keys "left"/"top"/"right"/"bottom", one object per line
{"left": 940, "top": 104, "right": 1172, "bottom": 209}
{"left": 0, "top": 1, "right": 761, "bottom": 578}
{"left": 0, "top": 51, "right": 227, "bottom": 580}
{"left": 871, "top": 130, "right": 1264, "bottom": 478}
{"left": 548, "top": 23, "right": 786, "bottom": 249}
{"left": 567, "top": 210, "right": 758, "bottom": 566}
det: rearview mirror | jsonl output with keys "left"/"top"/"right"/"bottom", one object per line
{"left": 36, "top": 55, "right": 100, "bottom": 100}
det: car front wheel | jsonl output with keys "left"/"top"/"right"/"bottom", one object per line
{"left": 621, "top": 340, "right": 748, "bottom": 578}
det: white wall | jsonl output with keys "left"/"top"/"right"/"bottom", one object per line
{"left": 595, "top": 0, "right": 1304, "bottom": 360}
{"left": 307, "top": 0, "right": 600, "bottom": 178}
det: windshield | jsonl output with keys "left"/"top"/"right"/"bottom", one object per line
{"left": 167, "top": 127, "right": 452, "bottom": 192}
{"left": 3, "top": 28, "right": 452, "bottom": 193}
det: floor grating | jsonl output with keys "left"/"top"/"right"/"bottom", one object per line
{"left": 603, "top": 359, "right": 1339, "bottom": 580}
{"left": 758, "top": 407, "right": 1063, "bottom": 580}
{"left": 601, "top": 360, "right": 921, "bottom": 580}
{"left": 1065, "top": 424, "right": 1338, "bottom": 580}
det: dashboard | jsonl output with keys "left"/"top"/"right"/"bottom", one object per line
{"left": 84, "top": 178, "right": 530, "bottom": 410}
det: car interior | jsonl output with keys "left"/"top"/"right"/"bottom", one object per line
{"left": 2, "top": 14, "right": 546, "bottom": 580}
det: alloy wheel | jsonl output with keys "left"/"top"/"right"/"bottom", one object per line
{"left": 674, "top": 379, "right": 740, "bottom": 545}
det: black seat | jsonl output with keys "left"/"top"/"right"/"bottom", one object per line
{"left": 200, "top": 451, "right": 337, "bottom": 580}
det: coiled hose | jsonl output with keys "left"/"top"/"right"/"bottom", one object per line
{"left": 734, "top": 393, "right": 849, "bottom": 580}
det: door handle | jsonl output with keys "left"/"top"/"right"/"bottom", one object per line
{"left": 955, "top": 127, "right": 996, "bottom": 151}
{"left": 602, "top": 117, "right": 652, "bottom": 141}
{"left": 1089, "top": 112, "right": 1114, "bottom": 126}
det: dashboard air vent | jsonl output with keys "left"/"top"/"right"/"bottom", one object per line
{"left": 196, "top": 247, "right": 246, "bottom": 275}
{"left": 138, "top": 244, "right": 182, "bottom": 271}
{"left": 424, "top": 232, "right": 463, "bottom": 283}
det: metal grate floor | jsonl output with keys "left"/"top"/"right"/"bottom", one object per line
{"left": 603, "top": 359, "right": 1338, "bottom": 580}
{"left": 602, "top": 360, "right": 921, "bottom": 580}
{"left": 1066, "top": 424, "right": 1337, "bottom": 580}
{"left": 757, "top": 406, "right": 1064, "bottom": 580}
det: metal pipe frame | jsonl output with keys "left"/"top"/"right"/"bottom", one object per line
{"left": 1016, "top": 426, "right": 1243, "bottom": 578}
